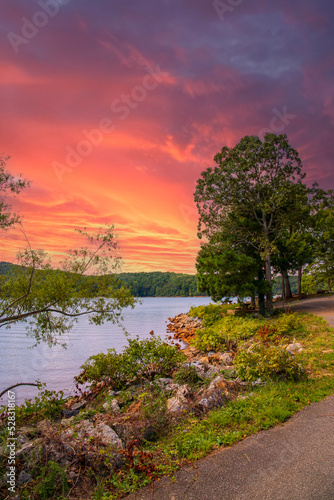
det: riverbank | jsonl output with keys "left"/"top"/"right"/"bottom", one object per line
{"left": 1, "top": 299, "right": 334, "bottom": 499}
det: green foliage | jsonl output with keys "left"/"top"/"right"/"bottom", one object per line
{"left": 234, "top": 344, "right": 304, "bottom": 381}
{"left": 0, "top": 227, "right": 136, "bottom": 347}
{"left": 14, "top": 383, "right": 66, "bottom": 424}
{"left": 173, "top": 365, "right": 201, "bottom": 385}
{"left": 189, "top": 303, "right": 228, "bottom": 326}
{"left": 273, "top": 312, "right": 305, "bottom": 337}
{"left": 0, "top": 154, "right": 29, "bottom": 230}
{"left": 117, "top": 271, "right": 203, "bottom": 297}
{"left": 76, "top": 336, "right": 185, "bottom": 388}
{"left": 191, "top": 315, "right": 263, "bottom": 352}
{"left": 34, "top": 461, "right": 69, "bottom": 499}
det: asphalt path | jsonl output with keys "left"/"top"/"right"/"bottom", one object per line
{"left": 126, "top": 295, "right": 334, "bottom": 500}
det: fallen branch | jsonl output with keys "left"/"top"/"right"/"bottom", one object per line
{"left": 0, "top": 383, "right": 39, "bottom": 399}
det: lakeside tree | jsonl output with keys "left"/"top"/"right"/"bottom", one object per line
{"left": 194, "top": 133, "right": 312, "bottom": 313}
{"left": 0, "top": 156, "right": 135, "bottom": 347}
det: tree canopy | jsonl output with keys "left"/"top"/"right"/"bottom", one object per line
{"left": 194, "top": 133, "right": 328, "bottom": 312}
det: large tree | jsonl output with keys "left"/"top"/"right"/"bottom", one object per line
{"left": 194, "top": 133, "right": 309, "bottom": 313}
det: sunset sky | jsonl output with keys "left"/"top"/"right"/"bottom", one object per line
{"left": 1, "top": 0, "right": 334, "bottom": 273}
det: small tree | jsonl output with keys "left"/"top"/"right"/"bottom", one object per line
{"left": 0, "top": 156, "right": 135, "bottom": 347}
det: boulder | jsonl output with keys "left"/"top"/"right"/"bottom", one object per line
{"left": 175, "top": 384, "right": 192, "bottom": 399}
{"left": 167, "top": 397, "right": 187, "bottom": 414}
{"left": 218, "top": 353, "right": 234, "bottom": 366}
{"left": 95, "top": 423, "right": 122, "bottom": 448}
{"left": 286, "top": 343, "right": 303, "bottom": 354}
{"left": 71, "top": 400, "right": 87, "bottom": 411}
{"left": 62, "top": 409, "right": 79, "bottom": 419}
{"left": 197, "top": 388, "right": 227, "bottom": 410}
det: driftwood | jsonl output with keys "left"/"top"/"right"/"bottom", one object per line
{"left": 0, "top": 383, "right": 39, "bottom": 399}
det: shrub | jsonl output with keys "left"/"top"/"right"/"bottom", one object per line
{"left": 189, "top": 303, "right": 237, "bottom": 326}
{"left": 173, "top": 365, "right": 201, "bottom": 384}
{"left": 75, "top": 336, "right": 185, "bottom": 389}
{"left": 234, "top": 344, "right": 304, "bottom": 382}
{"left": 273, "top": 312, "right": 305, "bottom": 338}
{"left": 191, "top": 315, "right": 263, "bottom": 351}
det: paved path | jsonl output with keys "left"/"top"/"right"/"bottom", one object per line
{"left": 126, "top": 296, "right": 334, "bottom": 500}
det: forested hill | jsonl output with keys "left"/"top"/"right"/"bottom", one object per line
{"left": 117, "top": 272, "right": 202, "bottom": 297}
{"left": 0, "top": 262, "right": 202, "bottom": 297}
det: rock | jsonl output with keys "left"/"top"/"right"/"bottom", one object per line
{"left": 199, "top": 357, "right": 210, "bottom": 365}
{"left": 37, "top": 419, "right": 53, "bottom": 436}
{"left": 252, "top": 378, "right": 265, "bottom": 386}
{"left": 286, "top": 343, "right": 303, "bottom": 354}
{"left": 95, "top": 423, "right": 122, "bottom": 448}
{"left": 218, "top": 353, "right": 234, "bottom": 366}
{"left": 103, "top": 399, "right": 120, "bottom": 413}
{"left": 200, "top": 366, "right": 220, "bottom": 379}
{"left": 197, "top": 389, "right": 227, "bottom": 410}
{"left": 62, "top": 409, "right": 79, "bottom": 419}
{"left": 208, "top": 375, "right": 226, "bottom": 391}
{"left": 167, "top": 397, "right": 187, "bottom": 414}
{"left": 108, "top": 390, "right": 117, "bottom": 397}
{"left": 154, "top": 378, "right": 173, "bottom": 388}
{"left": 61, "top": 419, "right": 122, "bottom": 449}
{"left": 71, "top": 400, "right": 87, "bottom": 411}
{"left": 175, "top": 384, "right": 192, "bottom": 399}
{"left": 18, "top": 470, "right": 32, "bottom": 486}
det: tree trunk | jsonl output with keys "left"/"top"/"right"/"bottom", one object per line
{"left": 265, "top": 254, "right": 273, "bottom": 314}
{"left": 251, "top": 293, "right": 256, "bottom": 308}
{"left": 297, "top": 268, "right": 302, "bottom": 297}
{"left": 281, "top": 273, "right": 285, "bottom": 299}
{"left": 258, "top": 293, "right": 266, "bottom": 316}
{"left": 282, "top": 270, "right": 292, "bottom": 299}
{"left": 328, "top": 279, "right": 332, "bottom": 292}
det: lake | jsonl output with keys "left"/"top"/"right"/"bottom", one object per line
{"left": 0, "top": 297, "right": 213, "bottom": 405}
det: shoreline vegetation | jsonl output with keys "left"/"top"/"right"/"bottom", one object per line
{"left": 1, "top": 296, "right": 333, "bottom": 499}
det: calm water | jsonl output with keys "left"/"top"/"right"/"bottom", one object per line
{"left": 0, "top": 297, "right": 212, "bottom": 405}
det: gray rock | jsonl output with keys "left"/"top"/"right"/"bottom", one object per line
{"left": 197, "top": 389, "right": 227, "bottom": 410}
{"left": 175, "top": 384, "right": 192, "bottom": 399}
{"left": 95, "top": 423, "right": 122, "bottom": 448}
{"left": 153, "top": 378, "right": 173, "bottom": 388}
{"left": 200, "top": 366, "right": 220, "bottom": 379}
{"left": 18, "top": 471, "right": 32, "bottom": 486}
{"left": 62, "top": 409, "right": 79, "bottom": 418}
{"left": 219, "top": 353, "right": 234, "bottom": 366}
{"left": 286, "top": 343, "right": 303, "bottom": 354}
{"left": 71, "top": 400, "right": 87, "bottom": 411}
{"left": 167, "top": 397, "right": 187, "bottom": 414}
{"left": 103, "top": 399, "right": 120, "bottom": 413}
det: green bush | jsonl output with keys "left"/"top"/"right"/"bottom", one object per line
{"left": 191, "top": 315, "right": 263, "bottom": 351}
{"left": 173, "top": 365, "right": 201, "bottom": 384}
{"left": 34, "top": 461, "right": 69, "bottom": 499}
{"left": 273, "top": 312, "right": 305, "bottom": 338}
{"left": 75, "top": 336, "right": 185, "bottom": 389}
{"left": 234, "top": 344, "right": 304, "bottom": 382}
{"left": 189, "top": 303, "right": 237, "bottom": 326}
